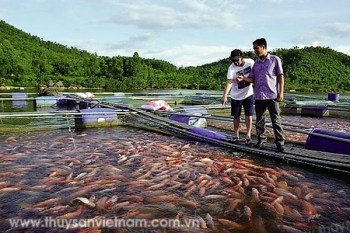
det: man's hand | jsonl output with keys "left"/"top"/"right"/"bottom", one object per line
{"left": 236, "top": 75, "right": 244, "bottom": 82}
{"left": 277, "top": 93, "right": 284, "bottom": 102}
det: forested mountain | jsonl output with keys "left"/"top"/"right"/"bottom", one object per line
{"left": 1, "top": 20, "right": 349, "bottom": 92}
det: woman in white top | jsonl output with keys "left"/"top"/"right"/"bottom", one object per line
{"left": 221, "top": 49, "right": 254, "bottom": 144}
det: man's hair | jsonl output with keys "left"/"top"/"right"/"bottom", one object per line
{"left": 253, "top": 38, "right": 267, "bottom": 48}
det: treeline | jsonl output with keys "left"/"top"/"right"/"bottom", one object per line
{"left": 1, "top": 20, "right": 350, "bottom": 92}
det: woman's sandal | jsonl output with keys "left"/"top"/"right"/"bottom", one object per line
{"left": 245, "top": 138, "right": 252, "bottom": 145}
{"left": 230, "top": 137, "right": 239, "bottom": 142}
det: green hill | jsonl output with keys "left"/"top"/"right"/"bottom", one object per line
{"left": 182, "top": 46, "right": 350, "bottom": 93}
{"left": 0, "top": 20, "right": 349, "bottom": 92}
{"left": 273, "top": 46, "right": 350, "bottom": 92}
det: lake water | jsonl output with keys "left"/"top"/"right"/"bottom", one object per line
{"left": 1, "top": 88, "right": 350, "bottom": 112}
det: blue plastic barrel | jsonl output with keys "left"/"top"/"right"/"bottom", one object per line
{"left": 75, "top": 108, "right": 118, "bottom": 129}
{"left": 305, "top": 128, "right": 350, "bottom": 155}
{"left": 79, "top": 100, "right": 99, "bottom": 109}
{"left": 328, "top": 93, "right": 340, "bottom": 102}
{"left": 56, "top": 98, "right": 68, "bottom": 105}
{"left": 80, "top": 108, "right": 117, "bottom": 123}
{"left": 12, "top": 93, "right": 27, "bottom": 98}
{"left": 12, "top": 93, "right": 28, "bottom": 108}
{"left": 169, "top": 115, "right": 191, "bottom": 124}
{"left": 57, "top": 98, "right": 77, "bottom": 106}
{"left": 188, "top": 127, "right": 227, "bottom": 141}
{"left": 169, "top": 114, "right": 207, "bottom": 127}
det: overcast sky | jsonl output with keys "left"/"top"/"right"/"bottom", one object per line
{"left": 0, "top": 0, "right": 349, "bottom": 67}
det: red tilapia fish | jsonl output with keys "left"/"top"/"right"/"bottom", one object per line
{"left": 0, "top": 127, "right": 348, "bottom": 233}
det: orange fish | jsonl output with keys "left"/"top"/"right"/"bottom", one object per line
{"left": 218, "top": 218, "right": 246, "bottom": 230}
{"left": 35, "top": 197, "right": 61, "bottom": 208}
{"left": 56, "top": 206, "right": 84, "bottom": 219}
{"left": 145, "top": 194, "right": 177, "bottom": 204}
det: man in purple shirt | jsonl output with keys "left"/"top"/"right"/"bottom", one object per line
{"left": 237, "top": 38, "right": 285, "bottom": 152}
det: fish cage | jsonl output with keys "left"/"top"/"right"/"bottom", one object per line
{"left": 0, "top": 111, "right": 78, "bottom": 133}
{"left": 0, "top": 109, "right": 133, "bottom": 133}
{"left": 0, "top": 95, "right": 135, "bottom": 133}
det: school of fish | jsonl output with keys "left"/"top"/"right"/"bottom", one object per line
{"left": 0, "top": 125, "right": 349, "bottom": 233}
